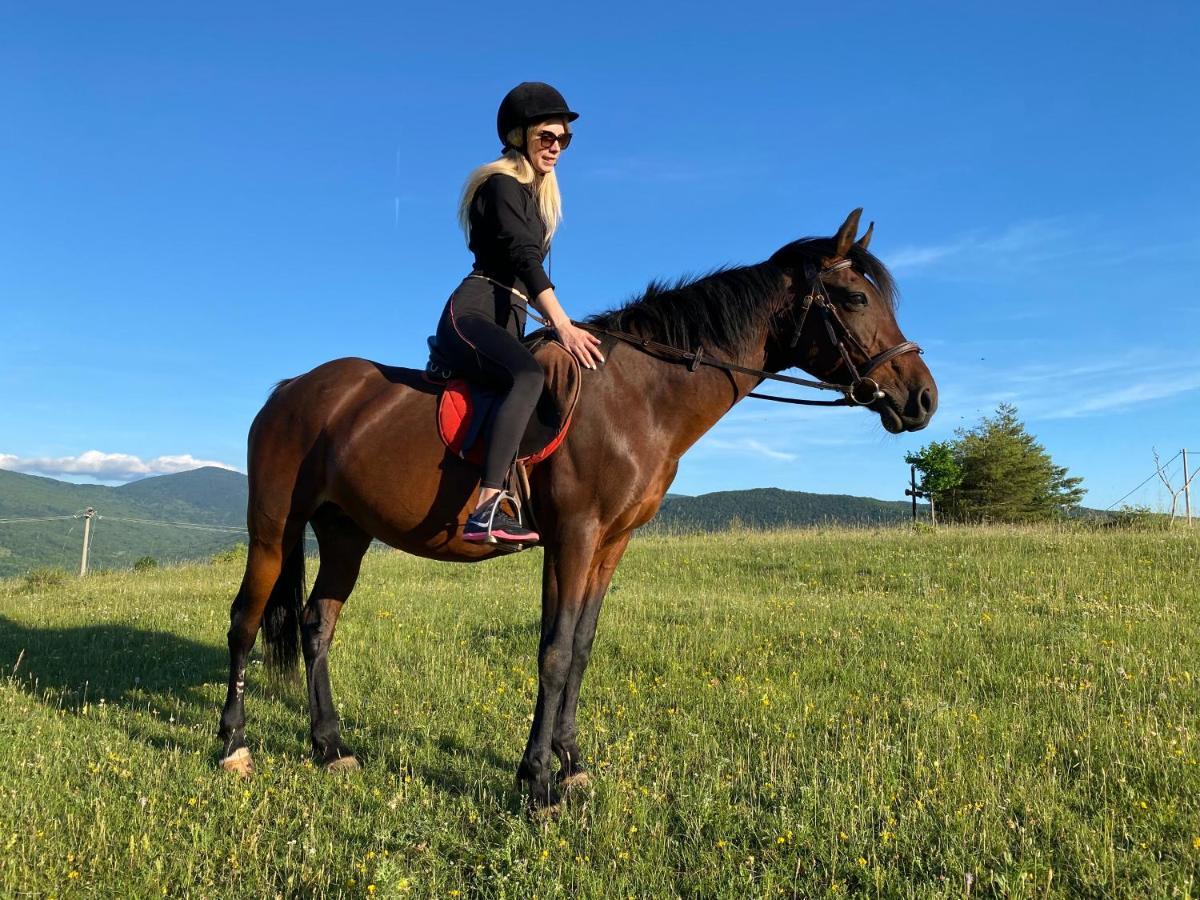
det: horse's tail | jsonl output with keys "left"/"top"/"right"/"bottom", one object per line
{"left": 262, "top": 538, "right": 304, "bottom": 674}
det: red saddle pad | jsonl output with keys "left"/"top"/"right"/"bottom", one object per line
{"left": 436, "top": 342, "right": 582, "bottom": 467}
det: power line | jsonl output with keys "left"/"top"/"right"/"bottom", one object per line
{"left": 0, "top": 511, "right": 245, "bottom": 533}
{"left": 57, "top": 516, "right": 80, "bottom": 572}
{"left": 0, "top": 515, "right": 78, "bottom": 524}
{"left": 101, "top": 515, "right": 247, "bottom": 534}
{"left": 1105, "top": 450, "right": 1181, "bottom": 511}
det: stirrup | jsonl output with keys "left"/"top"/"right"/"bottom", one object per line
{"left": 468, "top": 490, "right": 526, "bottom": 544}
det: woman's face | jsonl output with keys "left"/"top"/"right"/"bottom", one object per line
{"left": 525, "top": 119, "right": 570, "bottom": 175}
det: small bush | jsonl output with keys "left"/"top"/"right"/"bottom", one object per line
{"left": 133, "top": 556, "right": 158, "bottom": 572}
{"left": 1108, "top": 505, "right": 1169, "bottom": 530}
{"left": 212, "top": 542, "right": 248, "bottom": 564}
{"left": 20, "top": 567, "right": 68, "bottom": 592}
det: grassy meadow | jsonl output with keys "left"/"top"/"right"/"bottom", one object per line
{"left": 1, "top": 525, "right": 1198, "bottom": 898}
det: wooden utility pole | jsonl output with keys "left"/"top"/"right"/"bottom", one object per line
{"left": 79, "top": 507, "right": 96, "bottom": 576}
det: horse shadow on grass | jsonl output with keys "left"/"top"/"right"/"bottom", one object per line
{"left": 0, "top": 616, "right": 315, "bottom": 758}
{"left": 0, "top": 616, "right": 530, "bottom": 796}
{"left": 0, "top": 616, "right": 226, "bottom": 704}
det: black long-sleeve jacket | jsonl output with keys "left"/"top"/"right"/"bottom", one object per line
{"left": 467, "top": 173, "right": 554, "bottom": 299}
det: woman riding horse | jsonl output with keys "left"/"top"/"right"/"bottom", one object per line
{"left": 217, "top": 167, "right": 937, "bottom": 813}
{"left": 435, "top": 82, "right": 604, "bottom": 544}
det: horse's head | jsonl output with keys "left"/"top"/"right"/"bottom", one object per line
{"left": 767, "top": 209, "right": 937, "bottom": 433}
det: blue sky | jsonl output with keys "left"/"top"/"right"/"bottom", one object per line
{"left": 2, "top": 1, "right": 1197, "bottom": 509}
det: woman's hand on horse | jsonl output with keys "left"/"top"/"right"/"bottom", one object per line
{"left": 554, "top": 321, "right": 605, "bottom": 369}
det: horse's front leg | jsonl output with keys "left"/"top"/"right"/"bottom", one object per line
{"left": 552, "top": 532, "right": 631, "bottom": 791}
{"left": 518, "top": 530, "right": 598, "bottom": 815}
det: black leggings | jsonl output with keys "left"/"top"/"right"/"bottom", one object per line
{"left": 438, "top": 312, "right": 545, "bottom": 489}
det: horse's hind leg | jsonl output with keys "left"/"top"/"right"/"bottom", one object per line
{"left": 303, "top": 506, "right": 373, "bottom": 770}
{"left": 218, "top": 522, "right": 305, "bottom": 774}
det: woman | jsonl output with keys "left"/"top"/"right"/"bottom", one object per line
{"left": 434, "top": 82, "right": 604, "bottom": 544}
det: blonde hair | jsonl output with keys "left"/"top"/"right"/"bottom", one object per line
{"left": 457, "top": 121, "right": 566, "bottom": 247}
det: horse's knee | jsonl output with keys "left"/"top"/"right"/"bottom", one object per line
{"left": 540, "top": 644, "right": 572, "bottom": 689}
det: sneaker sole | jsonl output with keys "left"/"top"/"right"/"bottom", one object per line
{"left": 491, "top": 530, "right": 539, "bottom": 542}
{"left": 462, "top": 531, "right": 540, "bottom": 544}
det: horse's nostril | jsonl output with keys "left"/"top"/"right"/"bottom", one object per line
{"left": 919, "top": 387, "right": 934, "bottom": 414}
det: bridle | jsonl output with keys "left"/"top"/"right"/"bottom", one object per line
{"left": 761, "top": 258, "right": 923, "bottom": 406}
{"left": 477, "top": 259, "right": 921, "bottom": 408}
{"left": 575, "top": 259, "right": 922, "bottom": 407}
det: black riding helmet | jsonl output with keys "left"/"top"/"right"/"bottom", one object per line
{"left": 496, "top": 82, "right": 579, "bottom": 154}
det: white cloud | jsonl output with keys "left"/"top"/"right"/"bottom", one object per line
{"left": 1040, "top": 373, "right": 1200, "bottom": 420}
{"left": 918, "top": 347, "right": 1199, "bottom": 428}
{"left": 0, "top": 450, "right": 241, "bottom": 483}
{"left": 886, "top": 219, "right": 1078, "bottom": 274}
{"left": 701, "top": 437, "right": 800, "bottom": 462}
{"left": 887, "top": 242, "right": 965, "bottom": 271}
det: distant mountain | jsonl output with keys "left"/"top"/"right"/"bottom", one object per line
{"left": 1, "top": 467, "right": 945, "bottom": 577}
{"left": 0, "top": 467, "right": 248, "bottom": 578}
{"left": 112, "top": 467, "right": 247, "bottom": 525}
{"left": 650, "top": 487, "right": 918, "bottom": 531}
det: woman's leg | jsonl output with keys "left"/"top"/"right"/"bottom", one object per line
{"left": 447, "top": 314, "right": 545, "bottom": 492}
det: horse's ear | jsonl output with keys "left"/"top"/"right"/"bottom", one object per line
{"left": 855, "top": 221, "right": 874, "bottom": 252}
{"left": 834, "top": 208, "right": 864, "bottom": 257}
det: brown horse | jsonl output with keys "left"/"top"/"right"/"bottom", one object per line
{"left": 217, "top": 209, "right": 937, "bottom": 813}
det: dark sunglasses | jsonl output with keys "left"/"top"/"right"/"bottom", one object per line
{"left": 534, "top": 130, "right": 572, "bottom": 151}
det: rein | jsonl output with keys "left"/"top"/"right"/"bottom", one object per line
{"left": 470, "top": 262, "right": 922, "bottom": 408}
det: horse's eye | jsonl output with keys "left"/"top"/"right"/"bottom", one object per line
{"left": 846, "top": 292, "right": 869, "bottom": 307}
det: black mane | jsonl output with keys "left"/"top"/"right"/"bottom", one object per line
{"left": 587, "top": 239, "right": 897, "bottom": 353}
{"left": 586, "top": 263, "right": 787, "bottom": 353}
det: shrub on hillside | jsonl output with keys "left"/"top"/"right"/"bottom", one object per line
{"left": 212, "top": 542, "right": 248, "bottom": 564}
{"left": 133, "top": 556, "right": 158, "bottom": 572}
{"left": 20, "top": 567, "right": 68, "bottom": 592}
{"left": 1107, "top": 504, "right": 1170, "bottom": 530}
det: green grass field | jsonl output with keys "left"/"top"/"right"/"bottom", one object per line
{"left": 1, "top": 526, "right": 1198, "bottom": 898}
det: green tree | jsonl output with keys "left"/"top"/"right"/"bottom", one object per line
{"left": 940, "top": 403, "right": 1084, "bottom": 522}
{"left": 905, "top": 440, "right": 963, "bottom": 522}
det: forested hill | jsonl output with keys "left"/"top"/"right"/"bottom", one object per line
{"left": 0, "top": 467, "right": 921, "bottom": 577}
{"left": 0, "top": 467, "right": 247, "bottom": 577}
{"left": 650, "top": 487, "right": 915, "bottom": 531}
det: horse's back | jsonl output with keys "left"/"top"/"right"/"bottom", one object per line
{"left": 247, "top": 357, "right": 492, "bottom": 555}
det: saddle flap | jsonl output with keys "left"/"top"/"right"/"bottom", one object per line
{"left": 437, "top": 341, "right": 582, "bottom": 467}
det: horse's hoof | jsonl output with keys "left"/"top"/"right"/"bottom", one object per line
{"left": 528, "top": 801, "right": 562, "bottom": 823}
{"left": 559, "top": 771, "right": 590, "bottom": 792}
{"left": 324, "top": 755, "right": 360, "bottom": 773}
{"left": 220, "top": 747, "right": 253, "bottom": 777}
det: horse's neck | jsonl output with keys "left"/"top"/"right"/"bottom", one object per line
{"left": 628, "top": 323, "right": 772, "bottom": 458}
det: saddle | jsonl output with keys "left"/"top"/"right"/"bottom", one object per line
{"left": 426, "top": 333, "right": 582, "bottom": 469}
